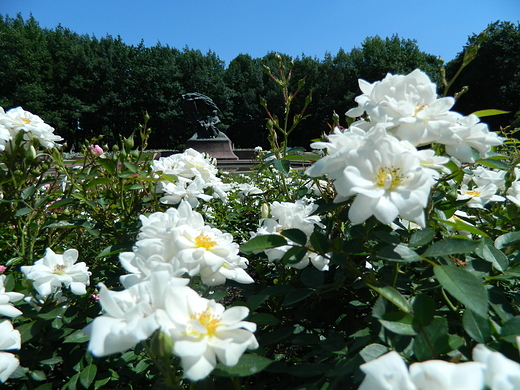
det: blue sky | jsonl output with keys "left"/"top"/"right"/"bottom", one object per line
{"left": 3, "top": 0, "right": 519, "bottom": 66}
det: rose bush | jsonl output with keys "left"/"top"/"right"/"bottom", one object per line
{"left": 1, "top": 50, "right": 520, "bottom": 390}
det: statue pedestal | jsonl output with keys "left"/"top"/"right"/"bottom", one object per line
{"left": 186, "top": 132, "right": 239, "bottom": 160}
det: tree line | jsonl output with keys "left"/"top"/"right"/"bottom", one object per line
{"left": 0, "top": 14, "right": 518, "bottom": 150}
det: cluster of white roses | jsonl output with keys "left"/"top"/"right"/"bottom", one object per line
{"left": 0, "top": 248, "right": 90, "bottom": 383}
{"left": 358, "top": 344, "right": 520, "bottom": 390}
{"left": 306, "top": 69, "right": 502, "bottom": 228}
{"left": 152, "top": 148, "right": 231, "bottom": 207}
{"left": 0, "top": 275, "right": 23, "bottom": 382}
{"left": 253, "top": 200, "right": 330, "bottom": 270}
{"left": 0, "top": 106, "right": 63, "bottom": 152}
{"left": 84, "top": 200, "right": 258, "bottom": 381}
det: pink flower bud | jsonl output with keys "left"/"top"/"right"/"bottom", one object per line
{"left": 91, "top": 144, "right": 103, "bottom": 155}
{"left": 0, "top": 265, "right": 6, "bottom": 273}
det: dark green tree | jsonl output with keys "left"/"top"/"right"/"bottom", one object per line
{"left": 446, "top": 21, "right": 520, "bottom": 130}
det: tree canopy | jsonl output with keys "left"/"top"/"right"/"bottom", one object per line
{"left": 1, "top": 13, "right": 513, "bottom": 151}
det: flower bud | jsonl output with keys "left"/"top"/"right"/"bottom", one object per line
{"left": 261, "top": 203, "right": 269, "bottom": 219}
{"left": 25, "top": 145, "right": 37, "bottom": 161}
{"left": 123, "top": 134, "right": 135, "bottom": 152}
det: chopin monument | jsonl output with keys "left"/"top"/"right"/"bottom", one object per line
{"left": 182, "top": 93, "right": 238, "bottom": 160}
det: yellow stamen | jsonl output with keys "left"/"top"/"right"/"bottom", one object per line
{"left": 21, "top": 118, "right": 31, "bottom": 125}
{"left": 465, "top": 190, "right": 481, "bottom": 197}
{"left": 191, "top": 308, "right": 220, "bottom": 337}
{"left": 375, "top": 167, "right": 404, "bottom": 190}
{"left": 53, "top": 264, "right": 67, "bottom": 275}
{"left": 414, "top": 104, "right": 429, "bottom": 116}
{"left": 195, "top": 233, "right": 216, "bottom": 249}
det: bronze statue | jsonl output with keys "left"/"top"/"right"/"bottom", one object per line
{"left": 182, "top": 93, "right": 221, "bottom": 139}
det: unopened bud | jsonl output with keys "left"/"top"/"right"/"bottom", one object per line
{"left": 25, "top": 145, "right": 37, "bottom": 161}
{"left": 261, "top": 203, "right": 269, "bottom": 219}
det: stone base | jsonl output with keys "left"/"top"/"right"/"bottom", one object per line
{"left": 185, "top": 132, "right": 239, "bottom": 160}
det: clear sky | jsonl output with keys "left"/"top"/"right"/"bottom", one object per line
{"left": 3, "top": 0, "right": 519, "bottom": 66}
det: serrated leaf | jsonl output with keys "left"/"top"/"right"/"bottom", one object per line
{"left": 378, "top": 244, "right": 423, "bottom": 262}
{"left": 30, "top": 370, "right": 46, "bottom": 381}
{"left": 475, "top": 158, "right": 510, "bottom": 170}
{"left": 273, "top": 159, "right": 290, "bottom": 175}
{"left": 359, "top": 344, "right": 389, "bottom": 362}
{"left": 309, "top": 230, "right": 328, "bottom": 254}
{"left": 499, "top": 316, "right": 520, "bottom": 343}
{"left": 80, "top": 364, "right": 97, "bottom": 389}
{"left": 280, "top": 228, "right": 307, "bottom": 246}
{"left": 412, "top": 294, "right": 435, "bottom": 326}
{"left": 15, "top": 207, "right": 32, "bottom": 217}
{"left": 463, "top": 309, "right": 491, "bottom": 343}
{"left": 409, "top": 228, "right": 436, "bottom": 247}
{"left": 96, "top": 243, "right": 133, "bottom": 258}
{"left": 495, "top": 232, "right": 520, "bottom": 249}
{"left": 212, "top": 354, "right": 273, "bottom": 377}
{"left": 434, "top": 265, "right": 488, "bottom": 317}
{"left": 281, "top": 246, "right": 308, "bottom": 265}
{"left": 379, "top": 312, "right": 416, "bottom": 335}
{"left": 439, "top": 219, "right": 489, "bottom": 238}
{"left": 46, "top": 198, "right": 76, "bottom": 209}
{"left": 413, "top": 317, "right": 451, "bottom": 360}
{"left": 368, "top": 285, "right": 411, "bottom": 313}
{"left": 64, "top": 329, "right": 90, "bottom": 344}
{"left": 481, "top": 245, "right": 509, "bottom": 272}
{"left": 241, "top": 235, "right": 287, "bottom": 253}
{"left": 424, "top": 238, "right": 480, "bottom": 257}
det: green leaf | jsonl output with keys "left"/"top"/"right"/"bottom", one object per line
{"left": 98, "top": 159, "right": 116, "bottom": 174}
{"left": 359, "top": 344, "right": 389, "bottom": 363}
{"left": 80, "top": 364, "right": 97, "bottom": 389}
{"left": 212, "top": 354, "right": 273, "bottom": 377}
{"left": 21, "top": 185, "right": 36, "bottom": 200}
{"left": 248, "top": 313, "right": 279, "bottom": 326}
{"left": 495, "top": 232, "right": 520, "bottom": 249}
{"left": 424, "top": 238, "right": 480, "bottom": 257}
{"left": 15, "top": 207, "right": 32, "bottom": 216}
{"left": 281, "top": 246, "right": 308, "bottom": 266}
{"left": 475, "top": 158, "right": 510, "bottom": 170}
{"left": 85, "top": 178, "right": 112, "bottom": 187}
{"left": 378, "top": 244, "right": 423, "bottom": 262}
{"left": 281, "top": 153, "right": 320, "bottom": 162}
{"left": 30, "top": 370, "right": 47, "bottom": 381}
{"left": 500, "top": 316, "right": 520, "bottom": 343}
{"left": 471, "top": 109, "right": 510, "bottom": 117}
{"left": 413, "top": 317, "right": 451, "bottom": 360}
{"left": 300, "top": 267, "right": 325, "bottom": 288}
{"left": 96, "top": 243, "right": 133, "bottom": 258}
{"left": 309, "top": 230, "right": 328, "bottom": 254}
{"left": 64, "top": 330, "right": 90, "bottom": 344}
{"left": 283, "top": 288, "right": 313, "bottom": 306}
{"left": 123, "top": 161, "right": 138, "bottom": 172}
{"left": 434, "top": 265, "right": 488, "bottom": 317}
{"left": 439, "top": 219, "right": 489, "bottom": 238}
{"left": 379, "top": 312, "right": 416, "bottom": 335}
{"left": 368, "top": 285, "right": 411, "bottom": 313}
{"left": 240, "top": 235, "right": 287, "bottom": 252}
{"left": 481, "top": 245, "right": 509, "bottom": 272}
{"left": 46, "top": 198, "right": 76, "bottom": 209}
{"left": 463, "top": 309, "right": 491, "bottom": 343}
{"left": 273, "top": 159, "right": 290, "bottom": 175}
{"left": 412, "top": 294, "right": 435, "bottom": 326}
{"left": 409, "top": 228, "right": 436, "bottom": 247}
{"left": 280, "top": 228, "right": 308, "bottom": 246}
